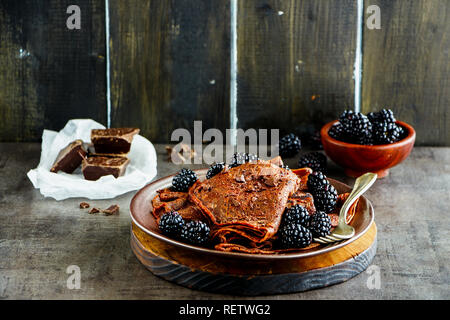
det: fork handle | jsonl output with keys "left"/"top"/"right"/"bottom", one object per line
{"left": 339, "top": 172, "right": 378, "bottom": 225}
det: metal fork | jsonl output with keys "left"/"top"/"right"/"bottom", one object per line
{"left": 314, "top": 172, "right": 377, "bottom": 244}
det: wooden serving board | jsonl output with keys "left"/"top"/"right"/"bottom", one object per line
{"left": 131, "top": 222, "right": 377, "bottom": 295}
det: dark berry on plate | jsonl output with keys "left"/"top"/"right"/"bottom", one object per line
{"left": 312, "top": 184, "right": 338, "bottom": 213}
{"left": 281, "top": 164, "right": 290, "bottom": 170}
{"left": 298, "top": 152, "right": 327, "bottom": 173}
{"left": 283, "top": 205, "right": 311, "bottom": 227}
{"left": 280, "top": 223, "right": 313, "bottom": 248}
{"left": 328, "top": 123, "right": 345, "bottom": 140}
{"left": 206, "top": 162, "right": 225, "bottom": 179}
{"left": 229, "top": 152, "right": 259, "bottom": 168}
{"left": 307, "top": 171, "right": 330, "bottom": 192}
{"left": 158, "top": 211, "right": 185, "bottom": 237}
{"left": 373, "top": 122, "right": 401, "bottom": 144}
{"left": 278, "top": 133, "right": 302, "bottom": 157}
{"left": 172, "top": 168, "right": 198, "bottom": 192}
{"left": 180, "top": 221, "right": 210, "bottom": 245}
{"left": 309, "top": 211, "right": 332, "bottom": 237}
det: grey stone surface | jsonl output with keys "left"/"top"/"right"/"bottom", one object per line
{"left": 0, "top": 143, "right": 449, "bottom": 299}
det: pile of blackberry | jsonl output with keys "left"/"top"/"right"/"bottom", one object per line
{"left": 279, "top": 204, "right": 331, "bottom": 249}
{"left": 329, "top": 109, "right": 406, "bottom": 145}
{"left": 159, "top": 211, "right": 210, "bottom": 246}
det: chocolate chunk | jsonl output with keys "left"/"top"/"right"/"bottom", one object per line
{"left": 102, "top": 205, "right": 120, "bottom": 215}
{"left": 91, "top": 128, "right": 139, "bottom": 155}
{"left": 81, "top": 156, "right": 130, "bottom": 181}
{"left": 79, "top": 202, "right": 90, "bottom": 209}
{"left": 89, "top": 207, "right": 100, "bottom": 214}
{"left": 50, "top": 140, "right": 87, "bottom": 173}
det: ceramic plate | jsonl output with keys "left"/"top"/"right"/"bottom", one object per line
{"left": 130, "top": 169, "right": 374, "bottom": 260}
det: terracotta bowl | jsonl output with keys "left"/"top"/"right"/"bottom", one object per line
{"left": 321, "top": 120, "right": 416, "bottom": 178}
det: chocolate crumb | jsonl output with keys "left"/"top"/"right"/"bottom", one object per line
{"left": 79, "top": 202, "right": 90, "bottom": 209}
{"left": 103, "top": 204, "right": 120, "bottom": 216}
{"left": 89, "top": 207, "right": 100, "bottom": 214}
{"left": 166, "top": 144, "right": 196, "bottom": 164}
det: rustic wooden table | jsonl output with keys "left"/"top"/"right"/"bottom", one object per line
{"left": 0, "top": 143, "right": 448, "bottom": 299}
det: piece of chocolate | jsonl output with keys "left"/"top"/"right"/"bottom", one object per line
{"left": 79, "top": 202, "right": 90, "bottom": 209}
{"left": 50, "top": 140, "right": 87, "bottom": 173}
{"left": 81, "top": 156, "right": 130, "bottom": 181}
{"left": 91, "top": 128, "right": 139, "bottom": 155}
{"left": 89, "top": 207, "right": 100, "bottom": 214}
{"left": 103, "top": 205, "right": 120, "bottom": 215}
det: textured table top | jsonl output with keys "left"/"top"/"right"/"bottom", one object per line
{"left": 0, "top": 143, "right": 449, "bottom": 299}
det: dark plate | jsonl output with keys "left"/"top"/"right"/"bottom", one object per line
{"left": 129, "top": 169, "right": 374, "bottom": 261}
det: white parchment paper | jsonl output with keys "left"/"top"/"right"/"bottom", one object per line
{"left": 27, "top": 119, "right": 157, "bottom": 200}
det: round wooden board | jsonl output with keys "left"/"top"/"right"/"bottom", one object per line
{"left": 131, "top": 222, "right": 377, "bottom": 295}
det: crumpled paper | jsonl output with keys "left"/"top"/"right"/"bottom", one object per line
{"left": 27, "top": 119, "right": 157, "bottom": 200}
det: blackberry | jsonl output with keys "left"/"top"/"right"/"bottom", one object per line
{"left": 398, "top": 125, "right": 408, "bottom": 140}
{"left": 328, "top": 123, "right": 345, "bottom": 140}
{"left": 373, "top": 122, "right": 401, "bottom": 144}
{"left": 172, "top": 168, "right": 197, "bottom": 192}
{"left": 158, "top": 211, "right": 185, "bottom": 237}
{"left": 367, "top": 111, "right": 379, "bottom": 123}
{"left": 368, "top": 109, "right": 396, "bottom": 124}
{"left": 180, "top": 221, "right": 210, "bottom": 245}
{"left": 282, "top": 205, "right": 310, "bottom": 227}
{"left": 309, "top": 211, "right": 332, "bottom": 237}
{"left": 298, "top": 152, "right": 327, "bottom": 173}
{"left": 278, "top": 133, "right": 302, "bottom": 157}
{"left": 206, "top": 162, "right": 225, "bottom": 179}
{"left": 353, "top": 131, "right": 374, "bottom": 145}
{"left": 229, "top": 152, "right": 259, "bottom": 168}
{"left": 377, "top": 109, "right": 396, "bottom": 123}
{"left": 339, "top": 109, "right": 355, "bottom": 123}
{"left": 340, "top": 112, "right": 372, "bottom": 139}
{"left": 280, "top": 223, "right": 313, "bottom": 248}
{"left": 312, "top": 184, "right": 337, "bottom": 213}
{"left": 307, "top": 171, "right": 330, "bottom": 192}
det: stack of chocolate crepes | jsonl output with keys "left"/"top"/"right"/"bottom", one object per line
{"left": 151, "top": 157, "right": 358, "bottom": 254}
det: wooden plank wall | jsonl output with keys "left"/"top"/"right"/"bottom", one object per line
{"left": 362, "top": 0, "right": 450, "bottom": 146}
{"left": 0, "top": 0, "right": 106, "bottom": 141}
{"left": 236, "top": 0, "right": 356, "bottom": 137}
{"left": 0, "top": 0, "right": 448, "bottom": 145}
{"left": 108, "top": 0, "right": 231, "bottom": 142}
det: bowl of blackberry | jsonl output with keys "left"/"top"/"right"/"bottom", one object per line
{"left": 321, "top": 109, "right": 416, "bottom": 178}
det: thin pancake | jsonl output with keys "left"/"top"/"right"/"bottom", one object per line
{"left": 189, "top": 161, "right": 301, "bottom": 242}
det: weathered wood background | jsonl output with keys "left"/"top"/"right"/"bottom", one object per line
{"left": 0, "top": 0, "right": 448, "bottom": 145}
{"left": 0, "top": 0, "right": 106, "bottom": 141}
